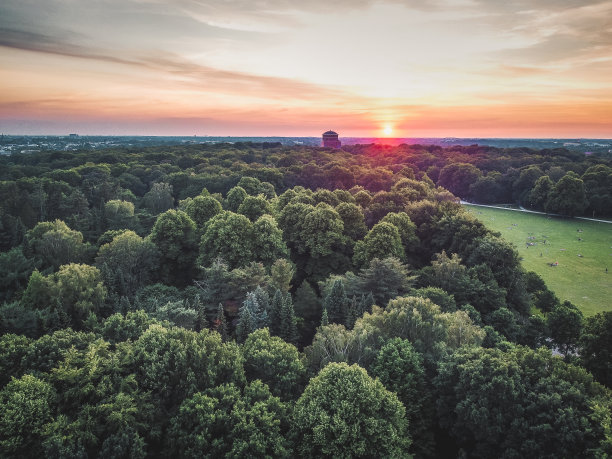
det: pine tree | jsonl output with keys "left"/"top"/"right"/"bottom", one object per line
{"left": 323, "top": 279, "right": 348, "bottom": 324}
{"left": 194, "top": 296, "right": 207, "bottom": 332}
{"left": 280, "top": 293, "right": 298, "bottom": 345}
{"left": 215, "top": 303, "right": 228, "bottom": 341}
{"left": 242, "top": 291, "right": 268, "bottom": 329}
{"left": 236, "top": 302, "right": 255, "bottom": 343}
{"left": 321, "top": 308, "right": 329, "bottom": 326}
{"left": 364, "top": 291, "right": 375, "bottom": 314}
{"left": 269, "top": 289, "right": 284, "bottom": 336}
{"left": 253, "top": 286, "right": 270, "bottom": 328}
{"left": 118, "top": 296, "right": 132, "bottom": 314}
{"left": 357, "top": 293, "right": 367, "bottom": 316}
{"left": 345, "top": 295, "right": 358, "bottom": 329}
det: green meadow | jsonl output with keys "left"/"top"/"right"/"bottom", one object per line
{"left": 464, "top": 204, "right": 612, "bottom": 316}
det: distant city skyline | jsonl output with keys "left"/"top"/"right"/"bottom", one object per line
{"left": 1, "top": 0, "right": 611, "bottom": 137}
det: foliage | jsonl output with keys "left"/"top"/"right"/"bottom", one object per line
{"left": 96, "top": 230, "right": 159, "bottom": 298}
{"left": 353, "top": 222, "right": 405, "bottom": 268}
{"left": 168, "top": 381, "right": 289, "bottom": 458}
{"left": 1, "top": 141, "right": 609, "bottom": 456}
{"left": 371, "top": 338, "right": 434, "bottom": 457}
{"left": 242, "top": 328, "right": 305, "bottom": 399}
{"left": 149, "top": 209, "right": 197, "bottom": 285}
{"left": 25, "top": 220, "right": 89, "bottom": 272}
{"left": 292, "top": 362, "right": 409, "bottom": 458}
{"left": 435, "top": 345, "right": 611, "bottom": 458}
{"left": 0, "top": 375, "right": 57, "bottom": 457}
{"left": 580, "top": 311, "right": 612, "bottom": 387}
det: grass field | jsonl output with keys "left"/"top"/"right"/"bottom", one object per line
{"left": 464, "top": 204, "right": 612, "bottom": 316}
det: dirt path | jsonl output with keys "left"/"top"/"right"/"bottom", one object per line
{"left": 461, "top": 201, "right": 612, "bottom": 224}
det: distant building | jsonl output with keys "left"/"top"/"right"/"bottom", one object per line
{"left": 322, "top": 130, "right": 341, "bottom": 148}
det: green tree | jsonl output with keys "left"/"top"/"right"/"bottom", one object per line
{"left": 580, "top": 311, "right": 612, "bottom": 387}
{"left": 371, "top": 338, "right": 433, "bottom": 458}
{"left": 198, "top": 211, "right": 253, "bottom": 269}
{"left": 547, "top": 300, "right": 583, "bottom": 355}
{"left": 22, "top": 263, "right": 107, "bottom": 329}
{"left": 435, "top": 345, "right": 610, "bottom": 458}
{"left": 237, "top": 194, "right": 272, "bottom": 221}
{"left": 438, "top": 162, "right": 482, "bottom": 198}
{"left": 527, "top": 175, "right": 553, "bottom": 211}
{"left": 294, "top": 280, "right": 321, "bottom": 345}
{"left": 353, "top": 222, "right": 405, "bottom": 268}
{"left": 546, "top": 172, "right": 588, "bottom": 216}
{"left": 143, "top": 182, "right": 174, "bottom": 214}
{"left": 168, "top": 382, "right": 288, "bottom": 458}
{"left": 180, "top": 195, "right": 222, "bottom": 231}
{"left": 225, "top": 186, "right": 248, "bottom": 212}
{"left": 270, "top": 258, "right": 295, "bottom": 293}
{"left": 242, "top": 328, "right": 305, "bottom": 399}
{"left": 411, "top": 286, "right": 457, "bottom": 311}
{"left": 300, "top": 203, "right": 345, "bottom": 258}
{"left": 353, "top": 257, "right": 415, "bottom": 306}
{"left": 236, "top": 292, "right": 266, "bottom": 342}
{"left": 582, "top": 164, "right": 612, "bottom": 216}
{"left": 0, "top": 334, "right": 31, "bottom": 387}
{"left": 469, "top": 174, "right": 504, "bottom": 204}
{"left": 25, "top": 220, "right": 88, "bottom": 272}
{"left": 335, "top": 202, "right": 367, "bottom": 241}
{"left": 352, "top": 296, "right": 485, "bottom": 366}
{"left": 214, "top": 303, "right": 229, "bottom": 342}
{"left": 95, "top": 230, "right": 159, "bottom": 298}
{"left": 53, "top": 263, "right": 107, "bottom": 327}
{"left": 380, "top": 212, "right": 419, "bottom": 257}
{"left": 97, "top": 310, "right": 160, "bottom": 344}
{"left": 292, "top": 362, "right": 410, "bottom": 458}
{"left": 277, "top": 201, "right": 313, "bottom": 253}
{"left": 251, "top": 215, "right": 289, "bottom": 266}
{"left": 321, "top": 308, "right": 329, "bottom": 326}
{"left": 131, "top": 325, "right": 245, "bottom": 414}
{"left": 512, "top": 165, "right": 544, "bottom": 204}
{"left": 323, "top": 278, "right": 348, "bottom": 324}
{"left": 0, "top": 374, "right": 57, "bottom": 457}
{"left": 149, "top": 209, "right": 197, "bottom": 285}
{"left": 279, "top": 293, "right": 298, "bottom": 345}
{"left": 104, "top": 199, "right": 138, "bottom": 231}
{"left": 0, "top": 247, "right": 37, "bottom": 303}
{"left": 269, "top": 289, "right": 284, "bottom": 336}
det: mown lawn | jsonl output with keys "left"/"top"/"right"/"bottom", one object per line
{"left": 464, "top": 204, "right": 612, "bottom": 316}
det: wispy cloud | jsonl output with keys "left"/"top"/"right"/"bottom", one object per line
{"left": 1, "top": 0, "right": 610, "bottom": 136}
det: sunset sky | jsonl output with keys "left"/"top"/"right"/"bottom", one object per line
{"left": 1, "top": 0, "right": 611, "bottom": 137}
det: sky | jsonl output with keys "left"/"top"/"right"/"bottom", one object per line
{"left": 1, "top": 0, "right": 611, "bottom": 137}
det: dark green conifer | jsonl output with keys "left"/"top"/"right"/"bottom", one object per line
{"left": 269, "top": 289, "right": 284, "bottom": 335}
{"left": 236, "top": 301, "right": 255, "bottom": 343}
{"left": 193, "top": 296, "right": 207, "bottom": 332}
{"left": 215, "top": 303, "right": 228, "bottom": 341}
{"left": 118, "top": 296, "right": 132, "bottom": 314}
{"left": 321, "top": 308, "right": 329, "bottom": 326}
{"left": 364, "top": 291, "right": 375, "bottom": 314}
{"left": 253, "top": 286, "right": 270, "bottom": 328}
{"left": 323, "top": 278, "right": 348, "bottom": 324}
{"left": 280, "top": 293, "right": 298, "bottom": 345}
{"left": 345, "top": 295, "right": 358, "bottom": 329}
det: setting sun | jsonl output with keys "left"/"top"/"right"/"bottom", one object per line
{"left": 383, "top": 126, "right": 393, "bottom": 136}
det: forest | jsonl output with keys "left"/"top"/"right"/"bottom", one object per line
{"left": 0, "top": 142, "right": 611, "bottom": 458}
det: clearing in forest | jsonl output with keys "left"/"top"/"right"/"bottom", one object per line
{"left": 464, "top": 204, "right": 612, "bottom": 316}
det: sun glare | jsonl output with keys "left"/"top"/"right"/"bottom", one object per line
{"left": 383, "top": 125, "right": 393, "bottom": 136}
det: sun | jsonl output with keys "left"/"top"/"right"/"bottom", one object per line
{"left": 383, "top": 125, "right": 393, "bottom": 136}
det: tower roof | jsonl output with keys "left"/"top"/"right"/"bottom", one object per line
{"left": 323, "top": 130, "right": 338, "bottom": 135}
